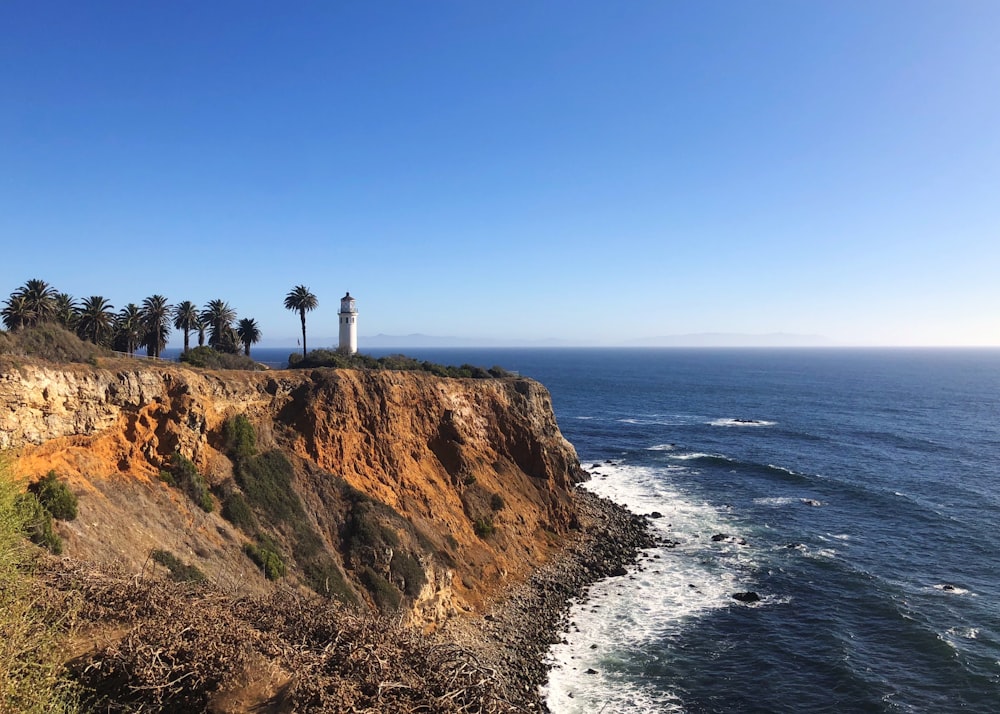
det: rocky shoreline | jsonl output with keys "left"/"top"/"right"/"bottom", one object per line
{"left": 446, "top": 485, "right": 659, "bottom": 712}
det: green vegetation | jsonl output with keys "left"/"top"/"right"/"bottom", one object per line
{"left": 489, "top": 492, "right": 506, "bottom": 512}
{"left": 288, "top": 349, "right": 513, "bottom": 379}
{"left": 221, "top": 492, "right": 255, "bottom": 531}
{"left": 236, "top": 317, "right": 261, "bottom": 357}
{"left": 168, "top": 452, "right": 214, "bottom": 513}
{"left": 178, "top": 346, "right": 262, "bottom": 371}
{"left": 1, "top": 278, "right": 264, "bottom": 365}
{"left": 243, "top": 539, "right": 286, "bottom": 580}
{"left": 0, "top": 324, "right": 106, "bottom": 364}
{"left": 28, "top": 471, "right": 78, "bottom": 521}
{"left": 473, "top": 517, "right": 495, "bottom": 538}
{"left": 359, "top": 567, "right": 401, "bottom": 612}
{"left": 16, "top": 492, "right": 62, "bottom": 554}
{"left": 150, "top": 549, "right": 207, "bottom": 583}
{"left": 0, "top": 464, "right": 82, "bottom": 711}
{"left": 223, "top": 414, "right": 256, "bottom": 465}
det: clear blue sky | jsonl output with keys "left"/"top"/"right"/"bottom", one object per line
{"left": 2, "top": 1, "right": 998, "bottom": 347}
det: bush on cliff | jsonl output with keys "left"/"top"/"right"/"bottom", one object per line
{"left": 0, "top": 324, "right": 105, "bottom": 364}
{"left": 168, "top": 453, "right": 214, "bottom": 513}
{"left": 287, "top": 349, "right": 513, "bottom": 378}
{"left": 0, "top": 466, "right": 82, "bottom": 711}
{"left": 151, "top": 549, "right": 207, "bottom": 583}
{"left": 179, "top": 346, "right": 262, "bottom": 371}
{"left": 29, "top": 472, "right": 78, "bottom": 521}
{"left": 243, "top": 540, "right": 286, "bottom": 581}
{"left": 16, "top": 493, "right": 62, "bottom": 554}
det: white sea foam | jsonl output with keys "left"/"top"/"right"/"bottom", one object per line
{"left": 647, "top": 443, "right": 678, "bottom": 451}
{"left": 544, "top": 462, "right": 756, "bottom": 713}
{"left": 753, "top": 496, "right": 798, "bottom": 507}
{"left": 934, "top": 583, "right": 970, "bottom": 595}
{"left": 708, "top": 418, "right": 776, "bottom": 427}
{"left": 667, "top": 452, "right": 729, "bottom": 461}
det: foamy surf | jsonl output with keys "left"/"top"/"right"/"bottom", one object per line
{"left": 544, "top": 462, "right": 756, "bottom": 713}
{"left": 709, "top": 418, "right": 776, "bottom": 427}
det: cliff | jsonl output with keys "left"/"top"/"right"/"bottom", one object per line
{"left": 0, "top": 356, "right": 586, "bottom": 622}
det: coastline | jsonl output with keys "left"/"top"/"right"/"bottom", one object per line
{"left": 443, "top": 485, "right": 658, "bottom": 711}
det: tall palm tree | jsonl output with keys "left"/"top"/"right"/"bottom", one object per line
{"left": 201, "top": 299, "right": 237, "bottom": 352}
{"left": 1, "top": 294, "right": 31, "bottom": 331}
{"left": 53, "top": 293, "right": 78, "bottom": 331}
{"left": 284, "top": 285, "right": 318, "bottom": 358}
{"left": 76, "top": 296, "right": 115, "bottom": 345}
{"left": 236, "top": 318, "right": 261, "bottom": 357}
{"left": 140, "top": 295, "right": 172, "bottom": 359}
{"left": 15, "top": 278, "right": 58, "bottom": 326}
{"left": 172, "top": 300, "right": 199, "bottom": 353}
{"left": 196, "top": 316, "right": 207, "bottom": 347}
{"left": 114, "top": 303, "right": 143, "bottom": 356}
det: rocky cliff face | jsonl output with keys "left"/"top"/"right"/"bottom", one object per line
{"left": 0, "top": 357, "right": 586, "bottom": 622}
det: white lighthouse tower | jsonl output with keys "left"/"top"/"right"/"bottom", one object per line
{"left": 338, "top": 292, "right": 358, "bottom": 354}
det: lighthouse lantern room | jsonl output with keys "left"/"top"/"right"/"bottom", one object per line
{"left": 338, "top": 292, "right": 358, "bottom": 354}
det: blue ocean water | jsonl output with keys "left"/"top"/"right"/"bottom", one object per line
{"left": 372, "top": 348, "right": 1000, "bottom": 713}
{"left": 172, "top": 346, "right": 1000, "bottom": 712}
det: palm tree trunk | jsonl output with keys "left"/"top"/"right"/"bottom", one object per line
{"left": 183, "top": 330, "right": 190, "bottom": 353}
{"left": 300, "top": 310, "right": 307, "bottom": 357}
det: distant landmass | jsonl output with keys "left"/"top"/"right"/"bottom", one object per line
{"left": 356, "top": 333, "right": 834, "bottom": 348}
{"left": 624, "top": 333, "right": 834, "bottom": 347}
{"left": 359, "top": 334, "right": 580, "bottom": 348}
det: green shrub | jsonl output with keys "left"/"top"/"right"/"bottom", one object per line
{"left": 0, "top": 463, "right": 83, "bottom": 710}
{"left": 462, "top": 474, "right": 477, "bottom": 486}
{"left": 359, "top": 567, "right": 401, "bottom": 612}
{"left": 150, "top": 549, "right": 206, "bottom": 583}
{"left": 223, "top": 415, "right": 257, "bottom": 464}
{"left": 0, "top": 323, "right": 106, "bottom": 364}
{"left": 15, "top": 493, "right": 62, "bottom": 554}
{"left": 389, "top": 551, "right": 426, "bottom": 599}
{"left": 302, "top": 559, "right": 354, "bottom": 603}
{"left": 489, "top": 493, "right": 505, "bottom": 512}
{"left": 235, "top": 451, "right": 301, "bottom": 524}
{"left": 28, "top": 471, "right": 77, "bottom": 521}
{"left": 473, "top": 517, "right": 495, "bottom": 538}
{"left": 179, "top": 346, "right": 262, "bottom": 371}
{"left": 221, "top": 492, "right": 255, "bottom": 531}
{"left": 157, "top": 470, "right": 175, "bottom": 487}
{"left": 169, "top": 453, "right": 213, "bottom": 513}
{"left": 286, "top": 349, "right": 512, "bottom": 379}
{"left": 243, "top": 542, "right": 286, "bottom": 580}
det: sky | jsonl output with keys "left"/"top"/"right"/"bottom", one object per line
{"left": 2, "top": 1, "right": 999, "bottom": 347}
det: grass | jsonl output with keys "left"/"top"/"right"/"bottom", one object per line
{"left": 150, "top": 549, "right": 207, "bottom": 583}
{"left": 0, "top": 463, "right": 82, "bottom": 712}
{"left": 0, "top": 324, "right": 106, "bottom": 364}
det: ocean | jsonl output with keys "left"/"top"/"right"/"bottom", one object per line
{"left": 169, "top": 346, "right": 1000, "bottom": 712}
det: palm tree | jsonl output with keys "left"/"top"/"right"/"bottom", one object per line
{"left": 201, "top": 299, "right": 237, "bottom": 352}
{"left": 284, "top": 285, "right": 318, "bottom": 358}
{"left": 140, "top": 295, "right": 172, "bottom": 359}
{"left": 14, "top": 278, "right": 58, "bottom": 326}
{"left": 114, "top": 303, "right": 143, "bottom": 356}
{"left": 236, "top": 318, "right": 261, "bottom": 357}
{"left": 172, "top": 300, "right": 199, "bottom": 354}
{"left": 53, "top": 293, "right": 78, "bottom": 331}
{"left": 1, "top": 294, "right": 31, "bottom": 331}
{"left": 196, "top": 316, "right": 207, "bottom": 347}
{"left": 76, "top": 296, "right": 115, "bottom": 345}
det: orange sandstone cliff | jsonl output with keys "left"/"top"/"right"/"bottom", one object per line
{"left": 0, "top": 357, "right": 587, "bottom": 623}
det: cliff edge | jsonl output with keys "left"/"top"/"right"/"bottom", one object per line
{"left": 0, "top": 356, "right": 587, "bottom": 622}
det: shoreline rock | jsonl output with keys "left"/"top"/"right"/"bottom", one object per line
{"left": 442, "top": 486, "right": 657, "bottom": 711}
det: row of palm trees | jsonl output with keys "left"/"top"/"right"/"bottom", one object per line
{"left": 1, "top": 279, "right": 321, "bottom": 359}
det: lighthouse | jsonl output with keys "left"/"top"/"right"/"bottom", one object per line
{"left": 338, "top": 292, "right": 358, "bottom": 354}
